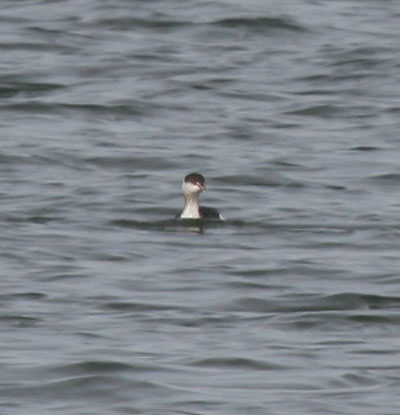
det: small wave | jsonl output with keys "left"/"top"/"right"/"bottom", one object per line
{"left": 109, "top": 217, "right": 400, "bottom": 236}
{"left": 101, "top": 300, "right": 181, "bottom": 313}
{"left": 349, "top": 146, "right": 382, "bottom": 152}
{"left": 217, "top": 173, "right": 303, "bottom": 188}
{"left": 93, "top": 16, "right": 190, "bottom": 31}
{"left": 0, "top": 314, "right": 42, "bottom": 328}
{"left": 286, "top": 104, "right": 345, "bottom": 117}
{"left": 0, "top": 81, "right": 63, "bottom": 99}
{"left": 4, "top": 102, "right": 149, "bottom": 117}
{"left": 85, "top": 156, "right": 175, "bottom": 170}
{"left": 0, "top": 41, "right": 75, "bottom": 53}
{"left": 0, "top": 375, "right": 154, "bottom": 400}
{"left": 191, "top": 356, "right": 285, "bottom": 371}
{"left": 93, "top": 15, "right": 305, "bottom": 34}
{"left": 50, "top": 360, "right": 134, "bottom": 376}
{"left": 228, "top": 292, "right": 400, "bottom": 313}
{"left": 110, "top": 218, "right": 226, "bottom": 234}
{"left": 5, "top": 292, "right": 46, "bottom": 301}
{"left": 366, "top": 173, "right": 400, "bottom": 186}
{"left": 210, "top": 16, "right": 306, "bottom": 33}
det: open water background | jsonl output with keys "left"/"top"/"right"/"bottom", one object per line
{"left": 1, "top": 1, "right": 400, "bottom": 414}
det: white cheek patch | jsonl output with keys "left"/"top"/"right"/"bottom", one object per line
{"left": 183, "top": 181, "right": 201, "bottom": 195}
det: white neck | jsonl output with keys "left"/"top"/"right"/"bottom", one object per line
{"left": 180, "top": 194, "right": 201, "bottom": 219}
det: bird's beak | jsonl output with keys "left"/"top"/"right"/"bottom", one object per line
{"left": 197, "top": 182, "right": 206, "bottom": 190}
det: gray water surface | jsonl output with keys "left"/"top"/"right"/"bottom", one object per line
{"left": 1, "top": 1, "right": 400, "bottom": 414}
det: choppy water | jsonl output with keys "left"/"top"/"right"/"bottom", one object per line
{"left": 1, "top": 1, "right": 400, "bottom": 414}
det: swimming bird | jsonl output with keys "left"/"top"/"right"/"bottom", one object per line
{"left": 179, "top": 172, "right": 222, "bottom": 220}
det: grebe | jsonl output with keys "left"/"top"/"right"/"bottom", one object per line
{"left": 179, "top": 173, "right": 222, "bottom": 220}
